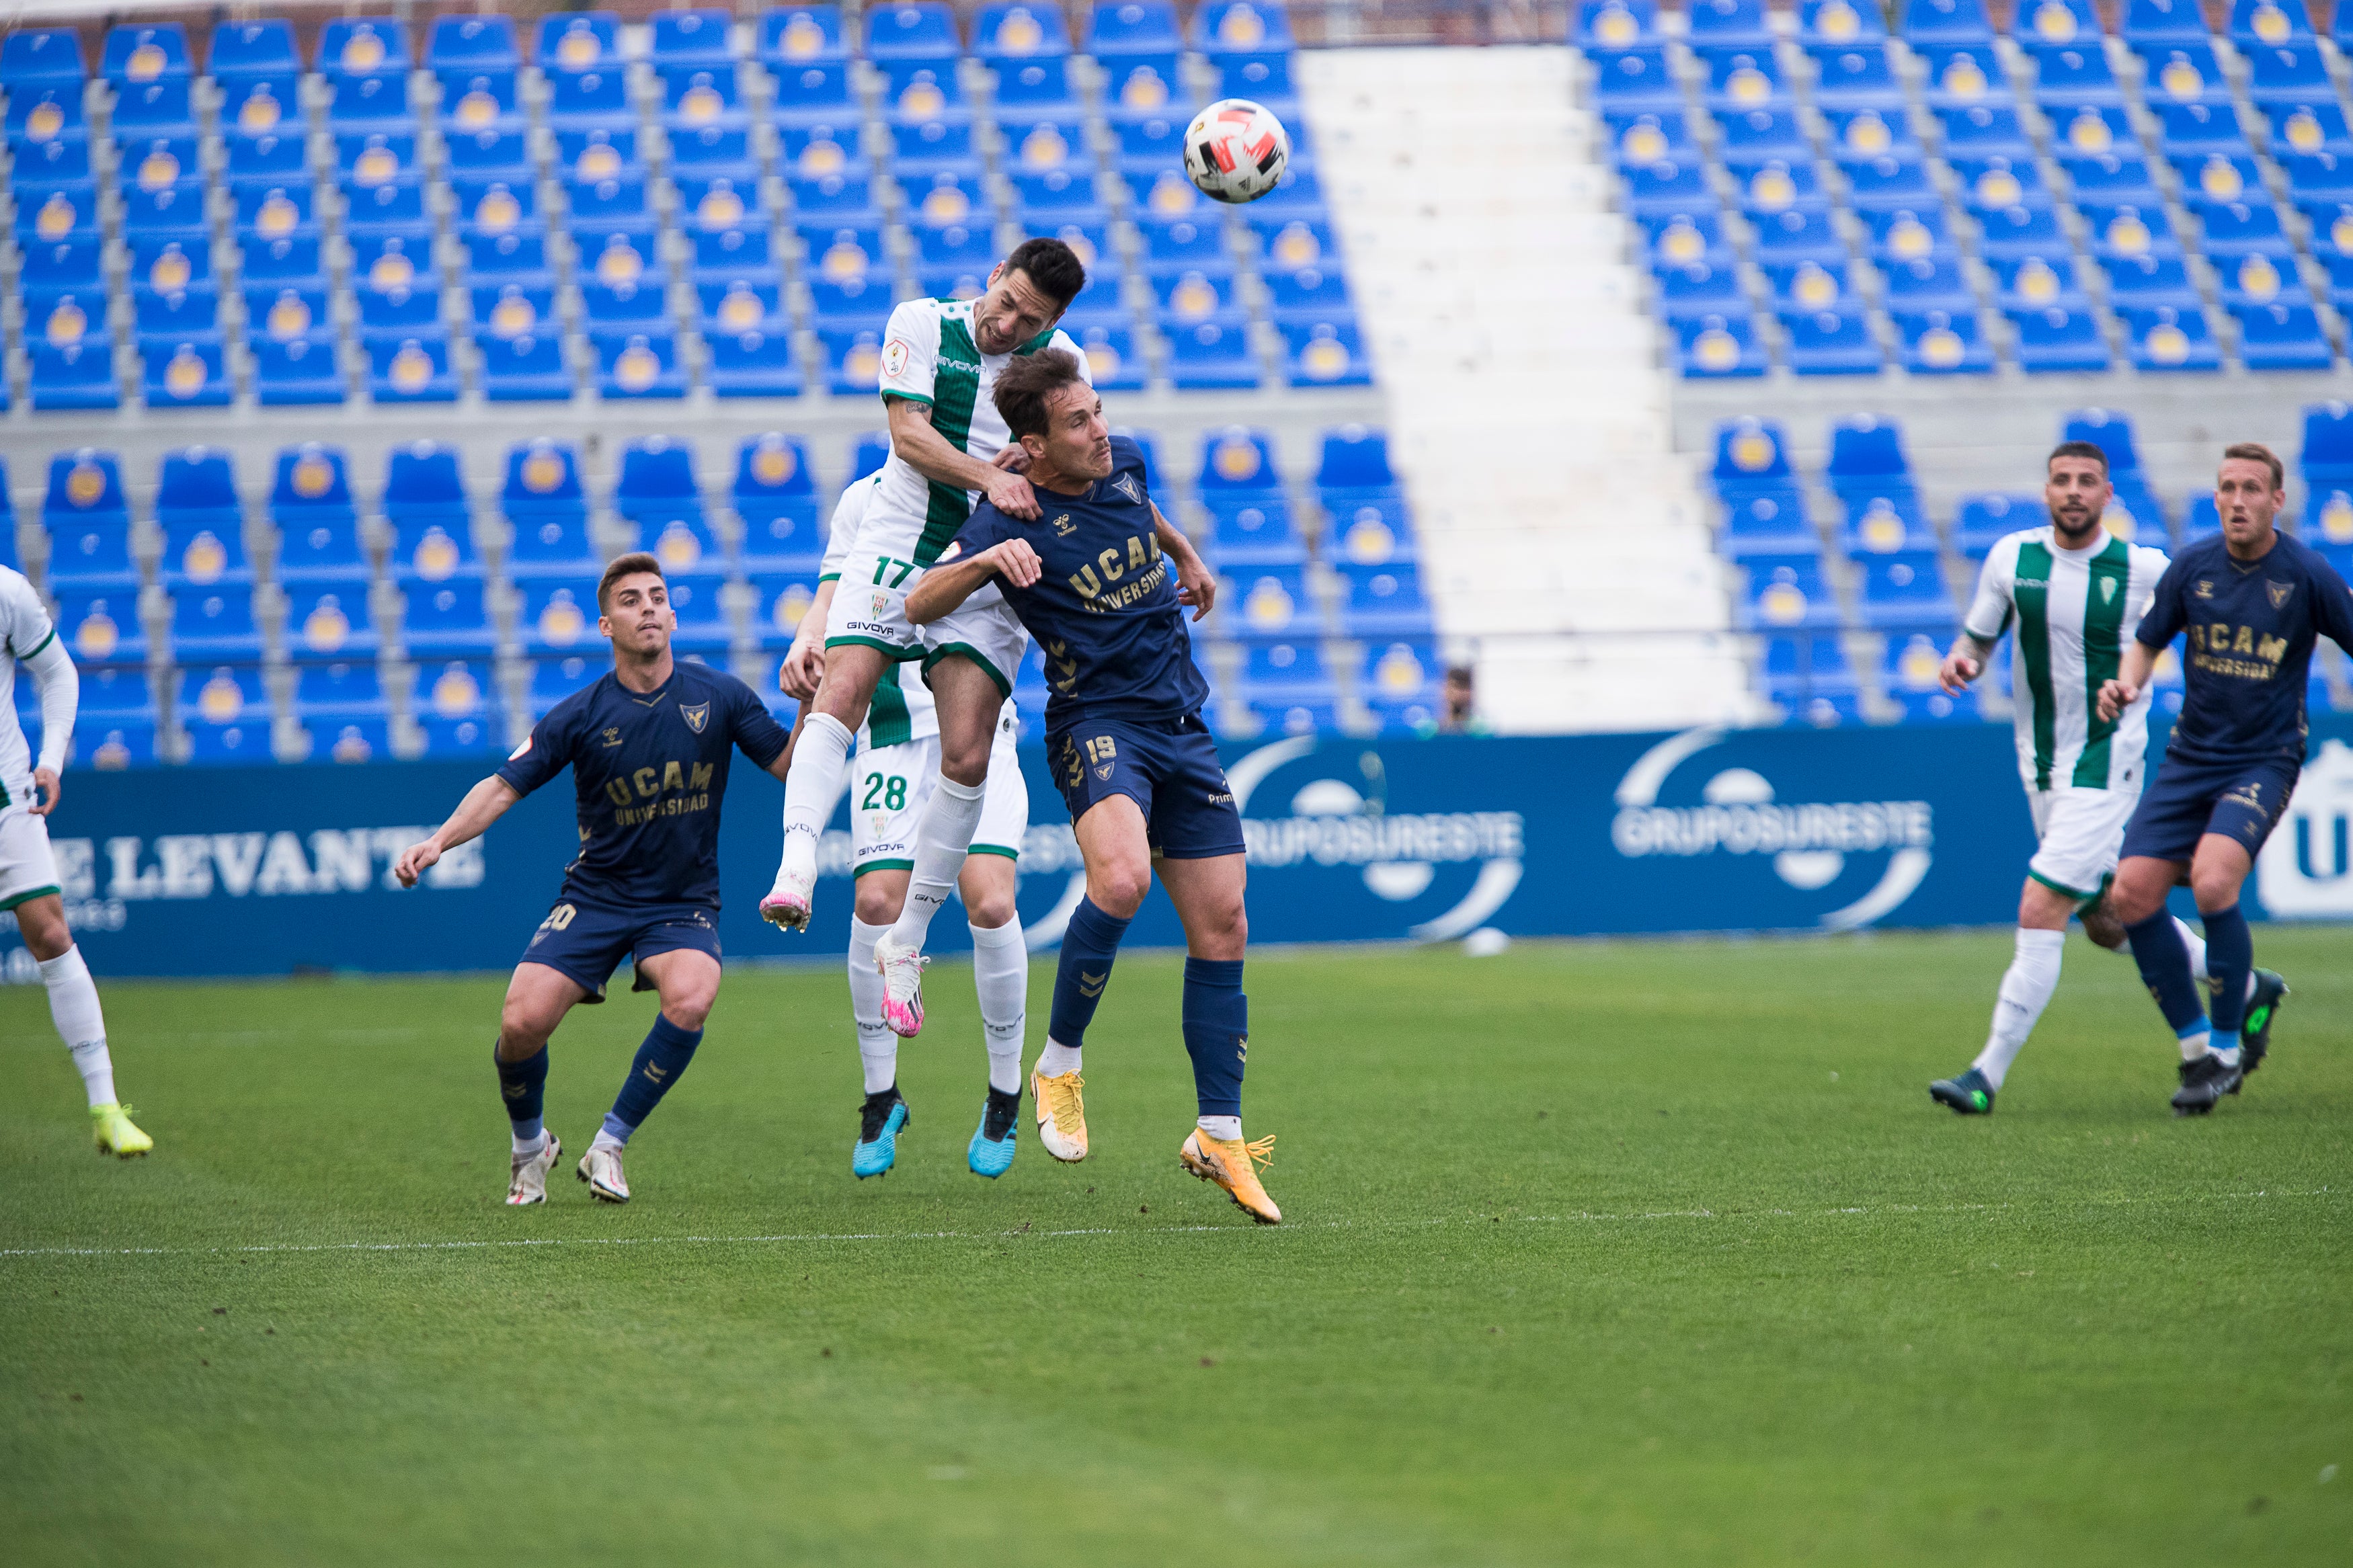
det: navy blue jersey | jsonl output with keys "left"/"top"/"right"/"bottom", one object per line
{"left": 495, "top": 661, "right": 789, "bottom": 909}
{"left": 2137, "top": 530, "right": 2353, "bottom": 764}
{"left": 945, "top": 435, "right": 1209, "bottom": 728}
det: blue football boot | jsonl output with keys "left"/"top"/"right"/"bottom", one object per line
{"left": 1929, "top": 1067, "right": 1995, "bottom": 1114}
{"left": 968, "top": 1085, "right": 1020, "bottom": 1178}
{"left": 853, "top": 1087, "right": 909, "bottom": 1178}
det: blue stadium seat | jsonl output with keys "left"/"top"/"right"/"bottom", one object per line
{"left": 1855, "top": 550, "right": 1954, "bottom": 628}
{"left": 17, "top": 185, "right": 102, "bottom": 246}
{"left": 253, "top": 337, "right": 347, "bottom": 406}
{"left": 2122, "top": 0, "right": 2209, "bottom": 46}
{"left": 2122, "top": 305, "right": 2221, "bottom": 371}
{"left": 439, "top": 69, "right": 525, "bottom": 136}
{"left": 1862, "top": 204, "right": 1950, "bottom": 263}
{"left": 1675, "top": 313, "right": 1770, "bottom": 376}
{"left": 528, "top": 656, "right": 601, "bottom": 718}
{"left": 142, "top": 341, "right": 233, "bottom": 409}
{"left": 1954, "top": 493, "right": 2038, "bottom": 556}
{"left": 2079, "top": 202, "right": 2179, "bottom": 260}
{"left": 6, "top": 83, "right": 85, "bottom": 147}
{"left": 2156, "top": 101, "right": 2248, "bottom": 159}
{"left": 761, "top": 6, "right": 851, "bottom": 65}
{"left": 1336, "top": 563, "right": 1432, "bottom": 639}
{"left": 2232, "top": 0, "right": 2314, "bottom": 45}
{"left": 1710, "top": 417, "right": 1793, "bottom": 489}
{"left": 733, "top": 436, "right": 823, "bottom": 571}
{"left": 1718, "top": 489, "right": 1819, "bottom": 556}
{"left": 56, "top": 589, "right": 145, "bottom": 667}
{"left": 2180, "top": 152, "right": 2268, "bottom": 206}
{"left": 22, "top": 238, "right": 104, "bottom": 309}
{"left": 1991, "top": 252, "right": 2087, "bottom": 309}
{"left": 1751, "top": 207, "right": 1847, "bottom": 265}
{"left": 34, "top": 291, "right": 112, "bottom": 354}
{"left": 2104, "top": 253, "right": 2201, "bottom": 308}
{"left": 657, "top": 65, "right": 747, "bottom": 137}
{"left": 430, "top": 13, "right": 519, "bottom": 71}
{"left": 1659, "top": 260, "right": 1751, "bottom": 320}
{"left": 650, "top": 7, "right": 737, "bottom": 67}
{"left": 1688, "top": 0, "right": 1774, "bottom": 48}
{"left": 1901, "top": 0, "right": 1993, "bottom": 43}
{"left": 1844, "top": 155, "right": 1938, "bottom": 214}
{"left": 30, "top": 343, "right": 120, "bottom": 411}
{"left": 666, "top": 571, "right": 736, "bottom": 655}
{"left": 2009, "top": 305, "right": 2113, "bottom": 371}
{"left": 1207, "top": 495, "right": 1305, "bottom": 566}
{"left": 2063, "top": 407, "right": 2143, "bottom": 474}
{"left": 1938, "top": 104, "right": 2034, "bottom": 157}
{"left": 2197, "top": 200, "right": 2290, "bottom": 255}
{"left": 504, "top": 442, "right": 600, "bottom": 581}
{"left": 220, "top": 75, "right": 301, "bottom": 143}
{"left": 1577, "top": 0, "right": 1659, "bottom": 46}
{"left": 709, "top": 333, "right": 805, "bottom": 399}
{"left": 2234, "top": 302, "right": 2334, "bottom": 368}
{"left": 1762, "top": 634, "right": 1858, "bottom": 700}
{"left": 323, "top": 69, "right": 413, "bottom": 132}
{"left": 112, "top": 77, "right": 198, "bottom": 138}
{"left": 1701, "top": 49, "right": 1789, "bottom": 112}
{"left": 1919, "top": 44, "right": 2005, "bottom": 111}
{"left": 546, "top": 60, "right": 629, "bottom": 128}
{"left": 818, "top": 329, "right": 883, "bottom": 395}
{"left": 592, "top": 333, "right": 688, "bottom": 400}
{"left": 1281, "top": 323, "right": 1371, "bottom": 386}
{"left": 520, "top": 581, "right": 604, "bottom": 655}
{"left": 1809, "top": 44, "right": 1903, "bottom": 110}
{"left": 2063, "top": 152, "right": 2162, "bottom": 207}
{"left": 239, "top": 233, "right": 327, "bottom": 289}
{"left": 1238, "top": 638, "right": 1334, "bottom": 708}
{"left": 1589, "top": 46, "right": 1682, "bottom": 112}
{"left": 567, "top": 175, "right": 653, "bottom": 235}
{"left": 2141, "top": 43, "right": 2231, "bottom": 108}
{"left": 1764, "top": 259, "right": 1860, "bottom": 313}
{"left": 2027, "top": 43, "right": 2123, "bottom": 105}
{"left": 1780, "top": 309, "right": 1884, "bottom": 374}
{"left": 1840, "top": 491, "right": 1936, "bottom": 556}
{"left": 400, "top": 573, "right": 495, "bottom": 660}
{"left": 1881, "top": 254, "right": 1975, "bottom": 313}
{"left": 366, "top": 336, "right": 460, "bottom": 403}
{"left": 2181, "top": 495, "right": 2225, "bottom": 541}
{"left": 1607, "top": 110, "right": 1698, "bottom": 171}
{"left": 272, "top": 446, "right": 364, "bottom": 581}
{"left": 1799, "top": 0, "right": 1886, "bottom": 42}
{"left": 1730, "top": 153, "right": 1822, "bottom": 211}
{"left": 1074, "top": 325, "right": 1146, "bottom": 389}
{"left": 1823, "top": 108, "right": 1919, "bottom": 163}
{"left": 772, "top": 59, "right": 860, "bottom": 127}
{"left": 170, "top": 580, "right": 265, "bottom": 661}
{"left": 415, "top": 661, "right": 504, "bottom": 757}
{"left": 284, "top": 585, "right": 380, "bottom": 663}
{"left": 1154, "top": 268, "right": 1246, "bottom": 327}
{"left": 1358, "top": 641, "right": 1439, "bottom": 730}
{"left": 2245, "top": 42, "right": 2329, "bottom": 104}
{"left": 2269, "top": 101, "right": 2350, "bottom": 156}
{"left": 1640, "top": 209, "right": 1732, "bottom": 270}
{"left": 1739, "top": 553, "right": 1839, "bottom": 630}
{"left": 292, "top": 662, "right": 390, "bottom": 763}
{"left": 1166, "top": 321, "right": 1262, "bottom": 389}
{"left": 2299, "top": 401, "right": 2353, "bottom": 484}
{"left": 177, "top": 667, "right": 272, "bottom": 764}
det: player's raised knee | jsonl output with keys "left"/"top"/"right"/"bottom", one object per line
{"left": 964, "top": 887, "right": 1019, "bottom": 929}
{"left": 1086, "top": 860, "right": 1152, "bottom": 918}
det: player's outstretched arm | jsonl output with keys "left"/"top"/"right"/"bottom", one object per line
{"left": 778, "top": 579, "right": 837, "bottom": 699}
{"left": 1150, "top": 502, "right": 1215, "bottom": 621}
{"left": 22, "top": 630, "right": 77, "bottom": 815}
{"left": 2096, "top": 640, "right": 2158, "bottom": 722}
{"left": 395, "top": 776, "right": 522, "bottom": 887}
{"left": 1938, "top": 632, "right": 1995, "bottom": 694}
{"left": 887, "top": 396, "right": 1041, "bottom": 520}
{"left": 906, "top": 540, "right": 1041, "bottom": 624}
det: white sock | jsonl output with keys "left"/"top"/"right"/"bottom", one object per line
{"left": 591, "top": 1128, "right": 625, "bottom": 1154}
{"left": 1037, "top": 1038, "right": 1081, "bottom": 1078}
{"left": 2176, "top": 917, "right": 2209, "bottom": 984}
{"left": 512, "top": 1128, "right": 547, "bottom": 1157}
{"left": 2180, "top": 1026, "right": 2212, "bottom": 1062}
{"left": 1197, "top": 1114, "right": 1242, "bottom": 1141}
{"left": 885, "top": 775, "right": 986, "bottom": 950}
{"left": 849, "top": 917, "right": 897, "bottom": 1094}
{"left": 42, "top": 946, "right": 116, "bottom": 1108}
{"left": 1970, "top": 927, "right": 2064, "bottom": 1091}
{"left": 779, "top": 712, "right": 855, "bottom": 872}
{"left": 969, "top": 918, "right": 1027, "bottom": 1094}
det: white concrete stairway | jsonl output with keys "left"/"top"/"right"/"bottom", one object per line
{"left": 1298, "top": 45, "right": 1762, "bottom": 733}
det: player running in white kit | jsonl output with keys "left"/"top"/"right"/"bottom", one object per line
{"left": 0, "top": 566, "right": 149, "bottom": 1155}
{"left": 775, "top": 472, "right": 1034, "bottom": 1178}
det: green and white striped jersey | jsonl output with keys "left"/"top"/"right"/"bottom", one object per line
{"left": 869, "top": 296, "right": 1089, "bottom": 566}
{"left": 1964, "top": 526, "right": 2171, "bottom": 792}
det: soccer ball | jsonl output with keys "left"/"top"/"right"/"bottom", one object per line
{"left": 1183, "top": 98, "right": 1290, "bottom": 204}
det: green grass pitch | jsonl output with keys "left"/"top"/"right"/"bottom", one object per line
{"left": 3, "top": 929, "right": 2348, "bottom": 1565}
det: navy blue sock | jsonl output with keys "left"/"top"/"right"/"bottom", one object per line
{"left": 2124, "top": 912, "right": 2207, "bottom": 1036}
{"left": 496, "top": 1042, "right": 549, "bottom": 1142}
{"left": 2202, "top": 902, "right": 2252, "bottom": 1044}
{"left": 1182, "top": 958, "right": 1248, "bottom": 1119}
{"left": 1047, "top": 897, "right": 1131, "bottom": 1048}
{"left": 602, "top": 1013, "right": 702, "bottom": 1144}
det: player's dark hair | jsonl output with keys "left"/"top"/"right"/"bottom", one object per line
{"left": 597, "top": 550, "right": 664, "bottom": 614}
{"left": 2047, "top": 440, "right": 2109, "bottom": 475}
{"left": 1000, "top": 237, "right": 1086, "bottom": 308}
{"left": 2223, "top": 440, "right": 2286, "bottom": 490}
{"left": 992, "top": 347, "right": 1091, "bottom": 441}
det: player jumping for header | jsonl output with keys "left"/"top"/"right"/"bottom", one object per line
{"left": 395, "top": 552, "right": 795, "bottom": 1204}
{"left": 0, "top": 565, "right": 149, "bottom": 1157}
{"left": 760, "top": 239, "right": 1214, "bottom": 1053}
{"left": 2096, "top": 444, "right": 2352, "bottom": 1115}
{"left": 906, "top": 350, "right": 1279, "bottom": 1223}
{"left": 1925, "top": 441, "right": 2281, "bottom": 1112}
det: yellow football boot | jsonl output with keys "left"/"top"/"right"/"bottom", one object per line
{"left": 91, "top": 1104, "right": 153, "bottom": 1159}
{"left": 1179, "top": 1128, "right": 1280, "bottom": 1225}
{"left": 1032, "top": 1067, "right": 1088, "bottom": 1162}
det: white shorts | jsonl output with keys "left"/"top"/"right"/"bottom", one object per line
{"left": 920, "top": 580, "right": 1030, "bottom": 698}
{"left": 0, "top": 808, "right": 61, "bottom": 909}
{"left": 850, "top": 703, "right": 1029, "bottom": 877}
{"left": 827, "top": 550, "right": 1031, "bottom": 697}
{"left": 2026, "top": 784, "right": 2141, "bottom": 901}
{"left": 825, "top": 548, "right": 927, "bottom": 661}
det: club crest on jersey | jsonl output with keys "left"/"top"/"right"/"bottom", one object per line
{"left": 2268, "top": 580, "right": 2294, "bottom": 609}
{"left": 1094, "top": 762, "right": 1114, "bottom": 780}
{"left": 2099, "top": 577, "right": 2116, "bottom": 603}
{"left": 679, "top": 701, "right": 710, "bottom": 733}
{"left": 872, "top": 592, "right": 890, "bottom": 614}
{"left": 1051, "top": 513, "right": 1076, "bottom": 536}
{"left": 1109, "top": 472, "right": 1144, "bottom": 506}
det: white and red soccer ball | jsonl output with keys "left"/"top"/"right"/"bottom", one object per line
{"left": 1183, "top": 98, "right": 1290, "bottom": 204}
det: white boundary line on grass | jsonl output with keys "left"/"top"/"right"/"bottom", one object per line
{"left": 1, "top": 1187, "right": 2334, "bottom": 1262}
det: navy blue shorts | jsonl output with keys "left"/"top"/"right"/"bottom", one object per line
{"left": 519, "top": 895, "right": 721, "bottom": 1002}
{"left": 2119, "top": 751, "right": 2301, "bottom": 865}
{"left": 1048, "top": 712, "right": 1246, "bottom": 860}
